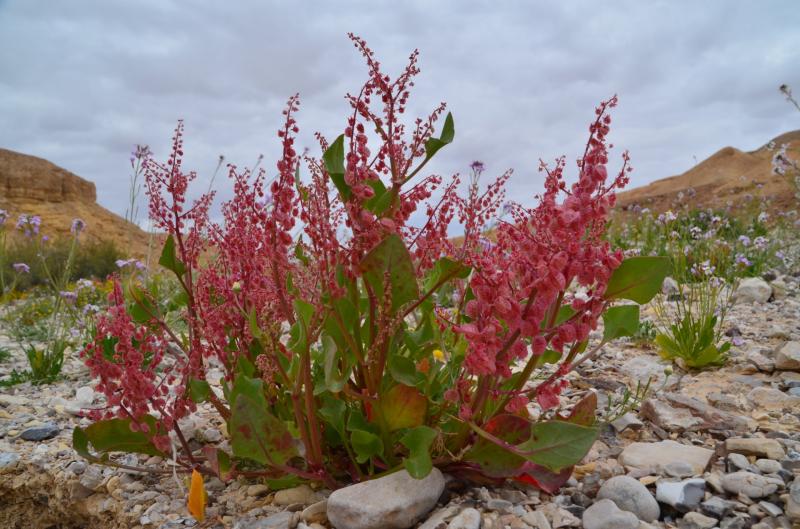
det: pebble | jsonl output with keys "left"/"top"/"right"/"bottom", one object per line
{"left": 326, "top": 468, "right": 444, "bottom": 529}
{"left": 775, "top": 341, "right": 800, "bottom": 370}
{"left": 19, "top": 423, "right": 59, "bottom": 441}
{"left": 721, "top": 471, "right": 779, "bottom": 499}
{"left": 726, "top": 437, "right": 786, "bottom": 460}
{"left": 581, "top": 499, "right": 639, "bottom": 529}
{"left": 664, "top": 461, "right": 696, "bottom": 478}
{"left": 640, "top": 399, "right": 704, "bottom": 432}
{"left": 447, "top": 508, "right": 481, "bottom": 529}
{"left": 0, "top": 451, "right": 20, "bottom": 473}
{"left": 734, "top": 277, "right": 772, "bottom": 304}
{"left": 596, "top": 475, "right": 659, "bottom": 522}
{"left": 521, "top": 510, "right": 551, "bottom": 529}
{"left": 618, "top": 440, "right": 714, "bottom": 475}
{"left": 274, "top": 484, "right": 315, "bottom": 505}
{"left": 679, "top": 511, "right": 718, "bottom": 529}
{"left": 655, "top": 478, "right": 706, "bottom": 512}
{"left": 754, "top": 459, "right": 782, "bottom": 474}
{"left": 700, "top": 496, "right": 738, "bottom": 518}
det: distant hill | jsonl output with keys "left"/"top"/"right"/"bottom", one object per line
{"left": 0, "top": 148, "right": 152, "bottom": 258}
{"left": 616, "top": 130, "right": 800, "bottom": 213}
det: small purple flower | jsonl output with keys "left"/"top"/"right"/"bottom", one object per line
{"left": 738, "top": 235, "right": 751, "bottom": 247}
{"left": 15, "top": 214, "right": 41, "bottom": 238}
{"left": 735, "top": 253, "right": 752, "bottom": 267}
{"left": 753, "top": 236, "right": 768, "bottom": 250}
{"left": 60, "top": 291, "right": 78, "bottom": 304}
{"left": 732, "top": 336, "right": 745, "bottom": 347}
{"left": 12, "top": 263, "right": 30, "bottom": 274}
{"left": 76, "top": 278, "right": 95, "bottom": 291}
{"left": 70, "top": 218, "right": 86, "bottom": 235}
{"left": 116, "top": 258, "right": 146, "bottom": 271}
{"left": 0, "top": 209, "right": 7, "bottom": 227}
{"left": 470, "top": 160, "right": 485, "bottom": 173}
{"left": 83, "top": 304, "right": 101, "bottom": 315}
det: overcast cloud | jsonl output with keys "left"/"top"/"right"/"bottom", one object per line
{"left": 1, "top": 1, "right": 798, "bottom": 229}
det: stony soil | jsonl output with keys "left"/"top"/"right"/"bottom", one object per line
{"left": 1, "top": 274, "right": 799, "bottom": 529}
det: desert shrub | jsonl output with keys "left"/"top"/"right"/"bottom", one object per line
{"left": 74, "top": 36, "right": 667, "bottom": 499}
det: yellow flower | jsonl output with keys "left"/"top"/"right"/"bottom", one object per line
{"left": 187, "top": 469, "right": 206, "bottom": 522}
{"left": 231, "top": 281, "right": 242, "bottom": 293}
{"left": 432, "top": 349, "right": 445, "bottom": 362}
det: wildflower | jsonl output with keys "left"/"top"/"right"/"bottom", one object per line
{"left": 732, "top": 336, "right": 744, "bottom": 347}
{"left": 735, "top": 254, "right": 752, "bottom": 268}
{"left": 757, "top": 212, "right": 769, "bottom": 223}
{"left": 663, "top": 366, "right": 673, "bottom": 376}
{"left": 738, "top": 235, "right": 751, "bottom": 247}
{"left": 60, "top": 291, "right": 78, "bottom": 304}
{"left": 76, "top": 278, "right": 95, "bottom": 291}
{"left": 469, "top": 160, "right": 485, "bottom": 174}
{"left": 83, "top": 304, "right": 101, "bottom": 315}
{"left": 71, "top": 218, "right": 86, "bottom": 235}
{"left": 231, "top": 281, "right": 242, "bottom": 293}
{"left": 0, "top": 209, "right": 7, "bottom": 226}
{"left": 116, "top": 258, "right": 145, "bottom": 270}
{"left": 12, "top": 263, "right": 30, "bottom": 274}
{"left": 753, "top": 236, "right": 768, "bottom": 250}
{"left": 432, "top": 349, "right": 445, "bottom": 362}
{"left": 16, "top": 214, "right": 41, "bottom": 237}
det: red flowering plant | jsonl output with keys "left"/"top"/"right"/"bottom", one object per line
{"left": 74, "top": 35, "right": 669, "bottom": 492}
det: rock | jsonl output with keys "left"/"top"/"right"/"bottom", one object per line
{"left": 746, "top": 350, "right": 775, "bottom": 373}
{"left": 747, "top": 387, "right": 800, "bottom": 411}
{"left": 233, "top": 511, "right": 294, "bottom": 529}
{"left": 274, "top": 484, "right": 315, "bottom": 506}
{"left": 726, "top": 437, "right": 786, "bottom": 460}
{"left": 720, "top": 471, "right": 779, "bottom": 499}
{"left": 485, "top": 499, "right": 513, "bottom": 513}
{"left": 301, "top": 501, "right": 328, "bottom": 524}
{"left": 447, "top": 508, "right": 481, "bottom": 529}
{"left": 581, "top": 499, "right": 639, "bottom": 529}
{"left": 246, "top": 484, "right": 270, "bottom": 497}
{"left": 727, "top": 453, "right": 753, "bottom": 472}
{"left": 19, "top": 423, "right": 59, "bottom": 441}
{"left": 0, "top": 452, "right": 20, "bottom": 473}
{"left": 754, "top": 459, "right": 782, "bottom": 474}
{"left": 419, "top": 506, "right": 459, "bottom": 529}
{"left": 621, "top": 356, "right": 679, "bottom": 389}
{"left": 757, "top": 500, "right": 782, "bottom": 517}
{"left": 538, "top": 503, "right": 580, "bottom": 528}
{"left": 326, "top": 468, "right": 444, "bottom": 529}
{"left": 720, "top": 515, "right": 750, "bottom": 529}
{"left": 662, "top": 277, "right": 679, "bottom": 295}
{"left": 700, "top": 496, "right": 738, "bottom": 518}
{"left": 596, "top": 475, "right": 659, "bottom": 522}
{"left": 74, "top": 386, "right": 95, "bottom": 405}
{"left": 735, "top": 278, "right": 772, "bottom": 303}
{"left": 521, "top": 510, "right": 551, "bottom": 529}
{"left": 655, "top": 478, "right": 706, "bottom": 512}
{"left": 679, "top": 511, "right": 718, "bottom": 529}
{"left": 619, "top": 440, "right": 714, "bottom": 475}
{"left": 663, "top": 393, "right": 756, "bottom": 432}
{"left": 611, "top": 412, "right": 644, "bottom": 433}
{"left": 664, "top": 461, "right": 696, "bottom": 478}
{"left": 640, "top": 399, "right": 703, "bottom": 432}
{"left": 775, "top": 341, "right": 800, "bottom": 370}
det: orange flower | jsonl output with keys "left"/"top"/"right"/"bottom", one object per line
{"left": 188, "top": 469, "right": 206, "bottom": 522}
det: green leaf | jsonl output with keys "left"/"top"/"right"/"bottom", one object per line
{"left": 323, "top": 135, "right": 350, "bottom": 201}
{"left": 604, "top": 256, "right": 671, "bottom": 304}
{"left": 400, "top": 426, "right": 437, "bottom": 478}
{"left": 563, "top": 392, "right": 597, "bottom": 427}
{"left": 463, "top": 415, "right": 529, "bottom": 477}
{"left": 127, "top": 282, "right": 159, "bottom": 324}
{"left": 360, "top": 234, "right": 419, "bottom": 312}
{"left": 388, "top": 355, "right": 422, "bottom": 386}
{"left": 378, "top": 384, "right": 427, "bottom": 431}
{"left": 188, "top": 379, "right": 212, "bottom": 403}
{"left": 74, "top": 417, "right": 166, "bottom": 459}
{"left": 517, "top": 421, "right": 599, "bottom": 472}
{"left": 229, "top": 377, "right": 297, "bottom": 466}
{"left": 540, "top": 350, "right": 562, "bottom": 364}
{"left": 602, "top": 305, "right": 640, "bottom": 341}
{"left": 158, "top": 234, "right": 187, "bottom": 277}
{"left": 350, "top": 429, "right": 384, "bottom": 464}
{"left": 323, "top": 335, "right": 347, "bottom": 393}
{"left": 424, "top": 113, "right": 455, "bottom": 161}
{"left": 319, "top": 397, "right": 347, "bottom": 436}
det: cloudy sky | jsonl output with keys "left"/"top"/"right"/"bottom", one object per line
{"left": 1, "top": 1, "right": 798, "bottom": 228}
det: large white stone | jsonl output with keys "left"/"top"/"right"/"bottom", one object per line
{"left": 618, "top": 440, "right": 714, "bottom": 475}
{"left": 582, "top": 499, "right": 639, "bottom": 529}
{"left": 596, "top": 475, "right": 660, "bottom": 522}
{"left": 734, "top": 277, "right": 772, "bottom": 304}
{"left": 327, "top": 468, "right": 444, "bottom": 529}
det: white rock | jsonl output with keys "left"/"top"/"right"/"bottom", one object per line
{"left": 447, "top": 508, "right": 480, "bottom": 529}
{"left": 74, "top": 386, "right": 95, "bottom": 406}
{"left": 734, "top": 278, "right": 772, "bottom": 304}
{"left": 655, "top": 479, "right": 705, "bottom": 512}
{"left": 619, "top": 440, "right": 714, "bottom": 475}
{"left": 746, "top": 387, "right": 800, "bottom": 411}
{"left": 640, "top": 399, "right": 703, "bottom": 432}
{"left": 274, "top": 484, "right": 315, "bottom": 505}
{"left": 597, "top": 475, "right": 660, "bottom": 522}
{"left": 720, "top": 471, "right": 779, "bottom": 499}
{"left": 326, "top": 468, "right": 444, "bottom": 529}
{"left": 775, "top": 341, "right": 800, "bottom": 371}
{"left": 679, "top": 511, "right": 717, "bottom": 529}
{"left": 582, "top": 499, "right": 639, "bottom": 529}
{"left": 521, "top": 510, "right": 551, "bottom": 529}
{"left": 725, "top": 437, "right": 785, "bottom": 460}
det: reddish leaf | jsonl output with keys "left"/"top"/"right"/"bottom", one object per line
{"left": 378, "top": 384, "right": 427, "bottom": 431}
{"left": 463, "top": 415, "right": 530, "bottom": 478}
{"left": 561, "top": 392, "right": 597, "bottom": 426}
{"left": 514, "top": 462, "right": 574, "bottom": 494}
